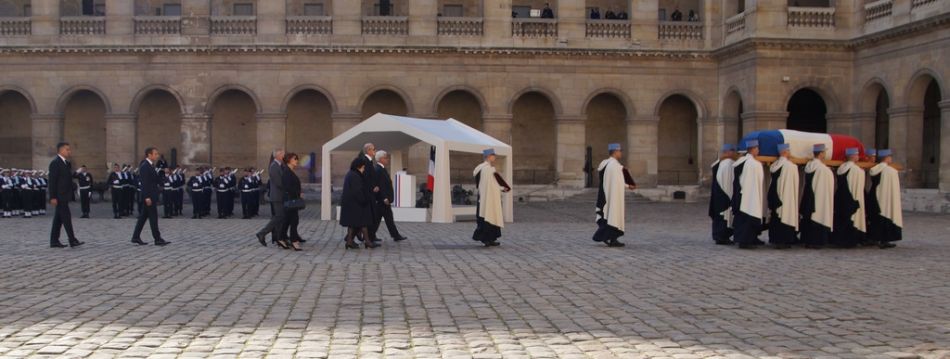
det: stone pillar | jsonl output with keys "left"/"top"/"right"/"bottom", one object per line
{"left": 482, "top": 114, "right": 513, "bottom": 144}
{"left": 257, "top": 0, "right": 286, "bottom": 38}
{"left": 719, "top": 116, "right": 740, "bottom": 145}
{"left": 826, "top": 113, "right": 852, "bottom": 136}
{"left": 632, "top": 0, "right": 658, "bottom": 47}
{"left": 558, "top": 0, "right": 585, "bottom": 44}
{"left": 31, "top": 114, "right": 63, "bottom": 170}
{"left": 888, "top": 106, "right": 923, "bottom": 187}
{"left": 850, "top": 112, "right": 877, "bottom": 146}
{"left": 333, "top": 0, "right": 362, "bottom": 37}
{"left": 628, "top": 115, "right": 659, "bottom": 187}
{"left": 483, "top": 0, "right": 512, "bottom": 45}
{"left": 329, "top": 113, "right": 362, "bottom": 183}
{"left": 741, "top": 111, "right": 787, "bottom": 132}
{"left": 31, "top": 0, "right": 59, "bottom": 37}
{"left": 105, "top": 114, "right": 136, "bottom": 170}
{"left": 939, "top": 100, "right": 950, "bottom": 192}
{"left": 556, "top": 115, "right": 585, "bottom": 188}
{"left": 105, "top": 0, "right": 133, "bottom": 35}
{"left": 180, "top": 114, "right": 211, "bottom": 167}
{"left": 408, "top": 0, "right": 437, "bottom": 37}
{"left": 182, "top": 0, "right": 210, "bottom": 36}
{"left": 256, "top": 113, "right": 287, "bottom": 170}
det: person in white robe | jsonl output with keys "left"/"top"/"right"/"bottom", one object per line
{"left": 709, "top": 144, "right": 736, "bottom": 245}
{"left": 800, "top": 144, "right": 834, "bottom": 249}
{"left": 832, "top": 147, "right": 866, "bottom": 248}
{"left": 731, "top": 139, "right": 765, "bottom": 249}
{"left": 767, "top": 143, "right": 799, "bottom": 249}
{"left": 593, "top": 143, "right": 637, "bottom": 247}
{"left": 472, "top": 149, "right": 511, "bottom": 247}
{"left": 868, "top": 149, "right": 902, "bottom": 249}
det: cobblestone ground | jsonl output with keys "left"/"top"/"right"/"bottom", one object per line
{"left": 0, "top": 197, "right": 948, "bottom": 359}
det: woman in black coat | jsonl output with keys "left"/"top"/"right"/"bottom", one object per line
{"left": 340, "top": 157, "right": 377, "bottom": 249}
{"left": 282, "top": 153, "right": 303, "bottom": 251}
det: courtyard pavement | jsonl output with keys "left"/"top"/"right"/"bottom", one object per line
{"left": 0, "top": 197, "right": 948, "bottom": 359}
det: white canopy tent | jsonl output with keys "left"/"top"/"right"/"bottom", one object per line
{"left": 321, "top": 113, "right": 514, "bottom": 224}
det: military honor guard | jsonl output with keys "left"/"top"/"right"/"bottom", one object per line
{"left": 593, "top": 143, "right": 637, "bottom": 247}
{"left": 1, "top": 168, "right": 13, "bottom": 218}
{"left": 832, "top": 148, "right": 867, "bottom": 248}
{"left": 35, "top": 171, "right": 48, "bottom": 216}
{"left": 48, "top": 142, "right": 83, "bottom": 248}
{"left": 201, "top": 167, "right": 214, "bottom": 217}
{"left": 800, "top": 144, "right": 835, "bottom": 249}
{"left": 767, "top": 143, "right": 799, "bottom": 249}
{"left": 130, "top": 147, "right": 170, "bottom": 246}
{"left": 20, "top": 171, "right": 36, "bottom": 218}
{"left": 187, "top": 168, "right": 204, "bottom": 218}
{"left": 108, "top": 164, "right": 124, "bottom": 218}
{"left": 709, "top": 144, "right": 736, "bottom": 245}
{"left": 172, "top": 168, "right": 185, "bottom": 216}
{"left": 868, "top": 149, "right": 902, "bottom": 249}
{"left": 214, "top": 168, "right": 232, "bottom": 218}
{"left": 732, "top": 140, "right": 765, "bottom": 249}
{"left": 162, "top": 167, "right": 175, "bottom": 219}
{"left": 472, "top": 148, "right": 511, "bottom": 247}
{"left": 239, "top": 168, "right": 262, "bottom": 219}
{"left": 75, "top": 165, "right": 93, "bottom": 218}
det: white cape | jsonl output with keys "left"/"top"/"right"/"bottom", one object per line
{"left": 804, "top": 159, "right": 834, "bottom": 229}
{"left": 734, "top": 154, "right": 764, "bottom": 219}
{"left": 837, "top": 161, "right": 867, "bottom": 232}
{"left": 870, "top": 163, "right": 903, "bottom": 228}
{"left": 770, "top": 157, "right": 799, "bottom": 230}
{"left": 714, "top": 158, "right": 735, "bottom": 227}
{"left": 474, "top": 161, "right": 504, "bottom": 228}
{"left": 597, "top": 157, "right": 626, "bottom": 232}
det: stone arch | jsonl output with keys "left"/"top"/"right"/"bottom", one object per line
{"left": 656, "top": 93, "right": 700, "bottom": 185}
{"left": 134, "top": 88, "right": 183, "bottom": 168}
{"left": 62, "top": 89, "right": 109, "bottom": 175}
{"left": 436, "top": 88, "right": 487, "bottom": 184}
{"left": 358, "top": 85, "right": 413, "bottom": 118}
{"left": 581, "top": 88, "right": 634, "bottom": 118}
{"left": 56, "top": 85, "right": 113, "bottom": 115}
{"left": 507, "top": 86, "right": 564, "bottom": 117}
{"left": 859, "top": 79, "right": 891, "bottom": 149}
{"left": 129, "top": 84, "right": 187, "bottom": 115}
{"left": 431, "top": 85, "right": 488, "bottom": 117}
{"left": 905, "top": 68, "right": 945, "bottom": 105}
{"left": 209, "top": 88, "right": 258, "bottom": 167}
{"left": 511, "top": 91, "right": 557, "bottom": 184}
{"left": 584, "top": 91, "right": 629, "bottom": 188}
{"left": 786, "top": 87, "right": 831, "bottom": 133}
{"left": 653, "top": 89, "right": 708, "bottom": 120}
{"left": 205, "top": 84, "right": 262, "bottom": 115}
{"left": 285, "top": 88, "right": 334, "bottom": 182}
{"left": 722, "top": 88, "right": 744, "bottom": 144}
{"left": 904, "top": 71, "right": 943, "bottom": 189}
{"left": 0, "top": 88, "right": 35, "bottom": 168}
{"left": 0, "top": 85, "right": 37, "bottom": 113}
{"left": 280, "top": 84, "right": 338, "bottom": 114}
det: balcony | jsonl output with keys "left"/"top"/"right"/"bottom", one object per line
{"left": 210, "top": 16, "right": 257, "bottom": 35}
{"left": 437, "top": 17, "right": 483, "bottom": 36}
{"left": 0, "top": 17, "right": 30, "bottom": 36}
{"left": 725, "top": 12, "right": 746, "bottom": 36}
{"left": 60, "top": 16, "right": 106, "bottom": 35}
{"left": 658, "top": 21, "right": 703, "bottom": 40}
{"left": 286, "top": 16, "right": 332, "bottom": 35}
{"left": 865, "top": 0, "right": 893, "bottom": 22}
{"left": 787, "top": 6, "right": 835, "bottom": 28}
{"left": 585, "top": 19, "right": 630, "bottom": 39}
{"left": 362, "top": 16, "right": 408, "bottom": 36}
{"left": 134, "top": 16, "right": 182, "bottom": 35}
{"left": 512, "top": 18, "right": 557, "bottom": 38}
{"left": 912, "top": 0, "right": 938, "bottom": 9}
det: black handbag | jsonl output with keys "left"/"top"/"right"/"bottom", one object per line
{"left": 284, "top": 198, "right": 306, "bottom": 210}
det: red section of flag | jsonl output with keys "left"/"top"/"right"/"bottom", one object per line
{"left": 426, "top": 146, "right": 435, "bottom": 191}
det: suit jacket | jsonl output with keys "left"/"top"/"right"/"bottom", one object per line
{"left": 358, "top": 154, "right": 378, "bottom": 200}
{"left": 138, "top": 159, "right": 161, "bottom": 202}
{"left": 375, "top": 164, "right": 394, "bottom": 204}
{"left": 268, "top": 160, "right": 285, "bottom": 203}
{"left": 47, "top": 156, "right": 75, "bottom": 202}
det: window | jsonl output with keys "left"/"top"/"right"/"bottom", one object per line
{"left": 304, "top": 3, "right": 324, "bottom": 16}
{"left": 233, "top": 3, "right": 254, "bottom": 16}
{"left": 94, "top": 4, "right": 106, "bottom": 16}
{"left": 163, "top": 4, "right": 182, "bottom": 16}
{"left": 23, "top": 4, "right": 31, "bottom": 16}
{"left": 512, "top": 6, "right": 530, "bottom": 18}
{"left": 442, "top": 4, "right": 463, "bottom": 17}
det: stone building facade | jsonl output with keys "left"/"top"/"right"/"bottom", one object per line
{"left": 0, "top": 0, "right": 947, "bottom": 195}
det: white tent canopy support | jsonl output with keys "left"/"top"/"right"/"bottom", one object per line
{"left": 320, "top": 113, "right": 514, "bottom": 224}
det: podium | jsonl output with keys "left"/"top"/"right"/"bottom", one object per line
{"left": 393, "top": 171, "right": 415, "bottom": 208}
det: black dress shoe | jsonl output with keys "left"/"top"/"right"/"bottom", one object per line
{"left": 80, "top": 214, "right": 89, "bottom": 218}
{"left": 162, "top": 216, "right": 172, "bottom": 219}
{"left": 69, "top": 240, "right": 84, "bottom": 247}
{"left": 773, "top": 244, "right": 792, "bottom": 249}
{"left": 131, "top": 238, "right": 148, "bottom": 245}
{"left": 394, "top": 236, "right": 408, "bottom": 242}
{"left": 607, "top": 239, "right": 625, "bottom": 247}
{"left": 114, "top": 215, "right": 121, "bottom": 219}
{"left": 50, "top": 242, "right": 67, "bottom": 248}
{"left": 714, "top": 239, "right": 733, "bottom": 245}
{"left": 154, "top": 239, "right": 171, "bottom": 246}
{"left": 879, "top": 242, "right": 896, "bottom": 249}
{"left": 297, "top": 239, "right": 307, "bottom": 243}
{"left": 738, "top": 243, "right": 756, "bottom": 249}
{"left": 256, "top": 233, "right": 267, "bottom": 247}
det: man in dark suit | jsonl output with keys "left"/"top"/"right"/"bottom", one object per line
{"left": 372, "top": 151, "right": 407, "bottom": 242}
{"left": 48, "top": 142, "right": 83, "bottom": 248}
{"left": 131, "top": 147, "right": 170, "bottom": 246}
{"left": 358, "top": 143, "right": 381, "bottom": 244}
{"left": 256, "top": 150, "right": 286, "bottom": 247}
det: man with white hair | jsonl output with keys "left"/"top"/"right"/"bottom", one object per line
{"left": 372, "top": 150, "right": 408, "bottom": 242}
{"left": 358, "top": 143, "right": 381, "bottom": 244}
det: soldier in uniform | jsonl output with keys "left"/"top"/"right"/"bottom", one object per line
{"left": 162, "top": 167, "right": 175, "bottom": 219}
{"left": 1, "top": 168, "right": 13, "bottom": 218}
{"left": 20, "top": 171, "right": 34, "bottom": 218}
{"left": 75, "top": 165, "right": 93, "bottom": 218}
{"left": 202, "top": 167, "right": 214, "bottom": 217}
{"left": 188, "top": 168, "right": 204, "bottom": 219}
{"left": 121, "top": 165, "right": 134, "bottom": 216}
{"left": 239, "top": 168, "right": 253, "bottom": 219}
{"left": 175, "top": 168, "right": 186, "bottom": 216}
{"left": 108, "top": 164, "right": 125, "bottom": 218}
{"left": 11, "top": 170, "right": 24, "bottom": 217}
{"left": 37, "top": 171, "right": 49, "bottom": 216}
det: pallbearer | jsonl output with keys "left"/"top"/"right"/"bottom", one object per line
{"left": 767, "top": 143, "right": 799, "bottom": 249}
{"left": 868, "top": 149, "right": 902, "bottom": 249}
{"left": 472, "top": 148, "right": 511, "bottom": 247}
{"left": 863, "top": 148, "right": 878, "bottom": 245}
{"left": 709, "top": 144, "right": 736, "bottom": 245}
{"left": 832, "top": 148, "right": 866, "bottom": 248}
{"left": 800, "top": 144, "right": 834, "bottom": 249}
{"left": 593, "top": 143, "right": 637, "bottom": 247}
{"left": 732, "top": 140, "right": 765, "bottom": 249}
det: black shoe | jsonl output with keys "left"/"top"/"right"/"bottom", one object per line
{"left": 297, "top": 238, "right": 307, "bottom": 243}
{"left": 879, "top": 242, "right": 896, "bottom": 249}
{"left": 69, "top": 240, "right": 84, "bottom": 247}
{"left": 607, "top": 240, "right": 625, "bottom": 247}
{"left": 345, "top": 241, "right": 360, "bottom": 249}
{"left": 804, "top": 244, "right": 823, "bottom": 249}
{"left": 80, "top": 214, "right": 89, "bottom": 218}
{"left": 114, "top": 215, "right": 121, "bottom": 219}
{"left": 154, "top": 239, "right": 171, "bottom": 246}
{"left": 714, "top": 239, "right": 733, "bottom": 245}
{"left": 131, "top": 238, "right": 147, "bottom": 245}
{"left": 365, "top": 241, "right": 380, "bottom": 249}
{"left": 394, "top": 236, "right": 408, "bottom": 242}
{"left": 256, "top": 233, "right": 267, "bottom": 247}
{"left": 773, "top": 244, "right": 792, "bottom": 249}
{"left": 752, "top": 239, "right": 766, "bottom": 246}
{"left": 50, "top": 242, "right": 67, "bottom": 248}
{"left": 738, "top": 243, "right": 756, "bottom": 249}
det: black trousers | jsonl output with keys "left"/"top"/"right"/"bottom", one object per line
{"left": 189, "top": 191, "right": 202, "bottom": 217}
{"left": 111, "top": 187, "right": 124, "bottom": 215}
{"left": 711, "top": 216, "right": 733, "bottom": 243}
{"left": 241, "top": 192, "right": 251, "bottom": 218}
{"left": 132, "top": 201, "right": 162, "bottom": 241}
{"left": 372, "top": 202, "right": 402, "bottom": 239}
{"left": 257, "top": 202, "right": 286, "bottom": 242}
{"left": 163, "top": 190, "right": 174, "bottom": 217}
{"left": 79, "top": 189, "right": 91, "bottom": 215}
{"left": 50, "top": 201, "right": 76, "bottom": 245}
{"left": 174, "top": 190, "right": 183, "bottom": 215}
{"left": 216, "top": 191, "right": 228, "bottom": 216}
{"left": 249, "top": 192, "right": 260, "bottom": 216}
{"left": 283, "top": 208, "right": 300, "bottom": 241}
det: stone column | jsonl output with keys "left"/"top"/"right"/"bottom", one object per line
{"left": 558, "top": 0, "right": 585, "bottom": 44}
{"left": 105, "top": 0, "right": 133, "bottom": 36}
{"left": 180, "top": 114, "right": 211, "bottom": 167}
{"left": 333, "top": 0, "right": 362, "bottom": 37}
{"left": 483, "top": 0, "right": 512, "bottom": 45}
{"left": 628, "top": 115, "right": 659, "bottom": 187}
{"left": 30, "top": 0, "right": 58, "bottom": 37}
{"left": 408, "top": 0, "right": 437, "bottom": 37}
{"left": 31, "top": 114, "right": 63, "bottom": 170}
{"left": 182, "top": 0, "right": 210, "bottom": 37}
{"left": 632, "top": 0, "right": 658, "bottom": 47}
{"left": 256, "top": 113, "right": 287, "bottom": 170}
{"left": 257, "top": 0, "right": 286, "bottom": 39}
{"left": 719, "top": 116, "right": 740, "bottom": 145}
{"left": 888, "top": 106, "right": 923, "bottom": 187}
{"left": 850, "top": 112, "right": 877, "bottom": 146}
{"left": 826, "top": 112, "right": 852, "bottom": 136}
{"left": 939, "top": 100, "right": 950, "bottom": 192}
{"left": 741, "top": 111, "right": 787, "bottom": 132}
{"left": 105, "top": 114, "right": 136, "bottom": 170}
{"left": 556, "top": 115, "right": 585, "bottom": 188}
{"left": 328, "top": 113, "right": 362, "bottom": 183}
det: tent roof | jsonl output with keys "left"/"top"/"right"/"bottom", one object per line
{"left": 323, "top": 113, "right": 512, "bottom": 154}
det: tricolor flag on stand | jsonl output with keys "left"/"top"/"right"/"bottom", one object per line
{"left": 426, "top": 146, "right": 435, "bottom": 191}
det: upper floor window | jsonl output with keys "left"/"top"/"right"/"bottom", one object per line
{"left": 512, "top": 1, "right": 556, "bottom": 19}
{"left": 60, "top": 0, "right": 105, "bottom": 16}
{"left": 363, "top": 0, "right": 406, "bottom": 16}
{"left": 789, "top": 0, "right": 833, "bottom": 6}
{"left": 233, "top": 3, "right": 254, "bottom": 15}
{"left": 658, "top": 0, "right": 701, "bottom": 22}
{"left": 304, "top": 3, "right": 324, "bottom": 16}
{"left": 585, "top": 0, "right": 628, "bottom": 20}
{"left": 0, "top": 0, "right": 30, "bottom": 17}
{"left": 135, "top": 0, "right": 183, "bottom": 16}
{"left": 210, "top": 0, "right": 257, "bottom": 16}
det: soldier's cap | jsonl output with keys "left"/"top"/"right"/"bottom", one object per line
{"left": 813, "top": 144, "right": 826, "bottom": 152}
{"left": 878, "top": 149, "right": 892, "bottom": 157}
{"left": 777, "top": 143, "right": 790, "bottom": 152}
{"left": 745, "top": 139, "right": 759, "bottom": 148}
{"left": 845, "top": 148, "right": 860, "bottom": 156}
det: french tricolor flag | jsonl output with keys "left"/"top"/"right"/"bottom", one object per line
{"left": 740, "top": 129, "right": 868, "bottom": 161}
{"left": 426, "top": 146, "right": 435, "bottom": 191}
